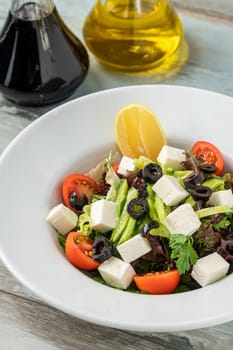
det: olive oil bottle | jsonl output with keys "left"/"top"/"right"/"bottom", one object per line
{"left": 83, "top": 0, "right": 183, "bottom": 72}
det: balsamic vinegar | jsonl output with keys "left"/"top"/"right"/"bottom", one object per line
{"left": 0, "top": 2, "right": 89, "bottom": 106}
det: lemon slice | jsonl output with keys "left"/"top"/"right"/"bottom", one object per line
{"left": 114, "top": 104, "right": 146, "bottom": 159}
{"left": 138, "top": 104, "right": 167, "bottom": 160}
{"left": 114, "top": 103, "right": 167, "bottom": 160}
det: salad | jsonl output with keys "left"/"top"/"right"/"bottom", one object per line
{"left": 47, "top": 139, "right": 233, "bottom": 294}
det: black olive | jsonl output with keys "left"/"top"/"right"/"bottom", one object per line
{"left": 183, "top": 171, "right": 205, "bottom": 189}
{"left": 136, "top": 169, "right": 143, "bottom": 178}
{"left": 190, "top": 185, "right": 212, "bottom": 201}
{"left": 142, "top": 163, "right": 163, "bottom": 184}
{"left": 137, "top": 184, "right": 148, "bottom": 198}
{"left": 140, "top": 221, "right": 160, "bottom": 237}
{"left": 199, "top": 163, "right": 218, "bottom": 174}
{"left": 127, "top": 198, "right": 149, "bottom": 220}
{"left": 196, "top": 200, "right": 205, "bottom": 210}
{"left": 69, "top": 191, "right": 88, "bottom": 211}
{"left": 92, "top": 237, "right": 115, "bottom": 263}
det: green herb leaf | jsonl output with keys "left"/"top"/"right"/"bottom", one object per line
{"left": 169, "top": 234, "right": 198, "bottom": 275}
{"left": 212, "top": 213, "right": 232, "bottom": 231}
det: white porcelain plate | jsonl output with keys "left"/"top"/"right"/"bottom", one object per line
{"left": 1, "top": 85, "right": 233, "bottom": 332}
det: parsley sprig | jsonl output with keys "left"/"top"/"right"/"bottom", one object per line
{"left": 212, "top": 213, "right": 232, "bottom": 231}
{"left": 169, "top": 234, "right": 198, "bottom": 275}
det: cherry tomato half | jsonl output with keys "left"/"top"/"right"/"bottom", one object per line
{"left": 112, "top": 162, "right": 120, "bottom": 173}
{"left": 134, "top": 270, "right": 180, "bottom": 295}
{"left": 62, "top": 174, "right": 99, "bottom": 211}
{"left": 65, "top": 232, "right": 100, "bottom": 270}
{"left": 191, "top": 141, "right": 224, "bottom": 176}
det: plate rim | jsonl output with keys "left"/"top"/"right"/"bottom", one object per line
{"left": 1, "top": 84, "right": 233, "bottom": 332}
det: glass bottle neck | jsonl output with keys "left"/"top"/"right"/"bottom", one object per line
{"left": 11, "top": 0, "right": 55, "bottom": 20}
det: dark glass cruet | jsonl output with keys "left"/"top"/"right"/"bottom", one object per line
{"left": 0, "top": 0, "right": 89, "bottom": 106}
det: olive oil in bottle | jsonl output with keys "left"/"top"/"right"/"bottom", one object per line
{"left": 83, "top": 0, "right": 183, "bottom": 72}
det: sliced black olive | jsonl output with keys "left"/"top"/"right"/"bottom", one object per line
{"left": 127, "top": 198, "right": 149, "bottom": 219}
{"left": 92, "top": 237, "right": 115, "bottom": 263}
{"left": 196, "top": 200, "right": 205, "bottom": 210}
{"left": 69, "top": 192, "right": 88, "bottom": 211}
{"left": 137, "top": 184, "right": 148, "bottom": 198}
{"left": 190, "top": 185, "right": 212, "bottom": 201}
{"left": 136, "top": 169, "right": 143, "bottom": 178}
{"left": 183, "top": 171, "right": 205, "bottom": 189}
{"left": 199, "top": 163, "right": 218, "bottom": 174}
{"left": 142, "top": 163, "right": 163, "bottom": 184}
{"left": 140, "top": 221, "right": 160, "bottom": 237}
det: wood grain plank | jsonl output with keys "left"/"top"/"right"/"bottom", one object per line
{"left": 0, "top": 1, "right": 8, "bottom": 20}
{"left": 0, "top": 0, "right": 232, "bottom": 23}
{"left": 2, "top": 261, "right": 233, "bottom": 350}
{"left": 2, "top": 283, "right": 233, "bottom": 350}
{"left": 0, "top": 291, "right": 183, "bottom": 350}
{"left": 0, "top": 101, "right": 40, "bottom": 153}
{"left": 0, "top": 263, "right": 38, "bottom": 301}
{"left": 171, "top": 0, "right": 233, "bottom": 23}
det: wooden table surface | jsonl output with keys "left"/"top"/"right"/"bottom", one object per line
{"left": 1, "top": 1, "right": 233, "bottom": 349}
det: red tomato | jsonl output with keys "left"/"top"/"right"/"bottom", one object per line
{"left": 65, "top": 232, "right": 100, "bottom": 270}
{"left": 62, "top": 174, "right": 99, "bottom": 211}
{"left": 191, "top": 141, "right": 224, "bottom": 176}
{"left": 134, "top": 270, "right": 180, "bottom": 295}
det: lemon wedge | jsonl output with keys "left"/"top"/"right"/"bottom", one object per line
{"left": 114, "top": 103, "right": 167, "bottom": 160}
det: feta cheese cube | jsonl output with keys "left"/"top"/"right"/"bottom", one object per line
{"left": 117, "top": 156, "right": 136, "bottom": 176}
{"left": 90, "top": 199, "right": 117, "bottom": 232}
{"left": 117, "top": 234, "right": 152, "bottom": 263}
{"left": 98, "top": 256, "right": 136, "bottom": 289}
{"left": 152, "top": 174, "right": 188, "bottom": 206}
{"left": 191, "top": 252, "right": 229, "bottom": 287}
{"left": 209, "top": 189, "right": 233, "bottom": 208}
{"left": 46, "top": 203, "right": 78, "bottom": 235}
{"left": 157, "top": 145, "right": 186, "bottom": 170}
{"left": 164, "top": 203, "right": 201, "bottom": 236}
